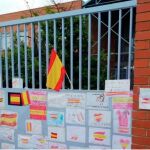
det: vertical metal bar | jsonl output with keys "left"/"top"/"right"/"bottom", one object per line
{"left": 31, "top": 23, "right": 35, "bottom": 88}
{"left": 0, "top": 32, "right": 2, "bottom": 87}
{"left": 88, "top": 14, "right": 91, "bottom": 90}
{"left": 70, "top": 17, "right": 73, "bottom": 89}
{"left": 46, "top": 20, "right": 49, "bottom": 75}
{"left": 38, "top": 22, "right": 42, "bottom": 89}
{"left": 24, "top": 24, "right": 28, "bottom": 87}
{"left": 97, "top": 13, "right": 101, "bottom": 90}
{"left": 79, "top": 15, "right": 82, "bottom": 90}
{"left": 62, "top": 18, "right": 65, "bottom": 89}
{"left": 107, "top": 11, "right": 111, "bottom": 79}
{"left": 128, "top": 7, "right": 133, "bottom": 79}
{"left": 54, "top": 19, "right": 57, "bottom": 50}
{"left": 117, "top": 9, "right": 122, "bottom": 79}
{"left": 10, "top": 26, "right": 14, "bottom": 79}
{"left": 4, "top": 27, "right": 8, "bottom": 87}
{"left": 17, "top": 25, "right": 21, "bottom": 78}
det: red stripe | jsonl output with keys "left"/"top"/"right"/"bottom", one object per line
{"left": 54, "top": 67, "right": 66, "bottom": 91}
{"left": 26, "top": 91, "right": 31, "bottom": 104}
{"left": 10, "top": 101, "right": 20, "bottom": 105}
{"left": 48, "top": 48, "right": 57, "bottom": 73}
{"left": 21, "top": 93, "right": 25, "bottom": 105}
{"left": 30, "top": 115, "right": 46, "bottom": 120}
{"left": 30, "top": 105, "right": 46, "bottom": 110}
{"left": 10, "top": 94, "right": 20, "bottom": 97}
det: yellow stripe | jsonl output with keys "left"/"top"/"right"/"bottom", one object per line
{"left": 22, "top": 92, "right": 28, "bottom": 105}
{"left": 10, "top": 97, "right": 20, "bottom": 103}
{"left": 47, "top": 55, "right": 63, "bottom": 89}
{"left": 30, "top": 110, "right": 46, "bottom": 115}
{"left": 1, "top": 118, "right": 16, "bottom": 122}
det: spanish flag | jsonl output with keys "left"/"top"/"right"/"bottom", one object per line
{"left": 46, "top": 49, "right": 66, "bottom": 91}
{"left": 21, "top": 91, "right": 30, "bottom": 105}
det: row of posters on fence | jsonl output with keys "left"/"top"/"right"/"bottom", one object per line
{"left": 0, "top": 79, "right": 133, "bottom": 149}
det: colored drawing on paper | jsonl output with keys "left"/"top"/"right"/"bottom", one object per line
{"left": 89, "top": 128, "right": 111, "bottom": 146}
{"left": 26, "top": 120, "right": 42, "bottom": 134}
{"left": 112, "top": 96, "right": 133, "bottom": 110}
{"left": 21, "top": 91, "right": 30, "bottom": 105}
{"left": 0, "top": 90, "right": 5, "bottom": 108}
{"left": 86, "top": 92, "right": 110, "bottom": 110}
{"left": 48, "top": 92, "right": 66, "bottom": 108}
{"left": 1, "top": 143, "right": 15, "bottom": 149}
{"left": 30, "top": 105, "right": 46, "bottom": 120}
{"left": 66, "top": 108, "right": 85, "bottom": 125}
{"left": 8, "top": 92, "right": 22, "bottom": 106}
{"left": 88, "top": 110, "right": 111, "bottom": 128}
{"left": 67, "top": 126, "right": 86, "bottom": 143}
{"left": 113, "top": 109, "right": 131, "bottom": 135}
{"left": 47, "top": 111, "right": 64, "bottom": 127}
{"left": 0, "top": 127, "right": 15, "bottom": 142}
{"left": 105, "top": 79, "right": 130, "bottom": 92}
{"left": 48, "top": 127, "right": 65, "bottom": 142}
{"left": 139, "top": 88, "right": 150, "bottom": 110}
{"left": 31, "top": 135, "right": 48, "bottom": 149}
{"left": 0, "top": 110, "right": 18, "bottom": 128}
{"left": 65, "top": 93, "right": 86, "bottom": 107}
{"left": 12, "top": 78, "right": 23, "bottom": 88}
{"left": 18, "top": 135, "right": 32, "bottom": 148}
{"left": 49, "top": 142, "right": 67, "bottom": 149}
{"left": 112, "top": 135, "right": 131, "bottom": 149}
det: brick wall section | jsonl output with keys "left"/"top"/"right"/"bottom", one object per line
{"left": 133, "top": 0, "right": 150, "bottom": 149}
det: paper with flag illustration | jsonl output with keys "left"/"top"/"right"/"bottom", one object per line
{"left": 1, "top": 143, "right": 15, "bottom": 149}
{"left": 88, "top": 110, "right": 111, "bottom": 128}
{"left": 18, "top": 134, "right": 32, "bottom": 148}
{"left": 89, "top": 127, "right": 111, "bottom": 146}
{"left": 8, "top": 92, "right": 22, "bottom": 106}
{"left": 46, "top": 48, "right": 66, "bottom": 91}
{"left": 67, "top": 125, "right": 86, "bottom": 143}
{"left": 26, "top": 119, "right": 42, "bottom": 134}
{"left": 112, "top": 135, "right": 131, "bottom": 149}
{"left": 21, "top": 91, "right": 30, "bottom": 105}
{"left": 113, "top": 109, "right": 131, "bottom": 135}
{"left": 49, "top": 142, "right": 67, "bottom": 149}
{"left": 0, "top": 90, "right": 5, "bottom": 108}
{"left": 139, "top": 88, "right": 150, "bottom": 110}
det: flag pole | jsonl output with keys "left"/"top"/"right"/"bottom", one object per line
{"left": 66, "top": 72, "right": 73, "bottom": 89}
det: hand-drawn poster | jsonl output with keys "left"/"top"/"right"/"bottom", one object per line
{"left": 105, "top": 79, "right": 130, "bottom": 92}
{"left": 0, "top": 127, "right": 15, "bottom": 142}
{"left": 139, "top": 88, "right": 150, "bottom": 110}
{"left": 86, "top": 92, "right": 110, "bottom": 110}
{"left": 89, "top": 127, "right": 111, "bottom": 146}
{"left": 1, "top": 143, "right": 15, "bottom": 149}
{"left": 67, "top": 126, "right": 86, "bottom": 143}
{"left": 48, "top": 127, "right": 65, "bottom": 142}
{"left": 8, "top": 92, "right": 22, "bottom": 106}
{"left": 113, "top": 109, "right": 131, "bottom": 135}
{"left": 0, "top": 90, "right": 5, "bottom": 108}
{"left": 47, "top": 111, "right": 64, "bottom": 127}
{"left": 49, "top": 142, "right": 67, "bottom": 149}
{"left": 48, "top": 92, "right": 66, "bottom": 108}
{"left": 112, "top": 135, "right": 131, "bottom": 149}
{"left": 0, "top": 110, "right": 18, "bottom": 128}
{"left": 12, "top": 78, "right": 23, "bottom": 88}
{"left": 31, "top": 135, "right": 49, "bottom": 149}
{"left": 65, "top": 93, "right": 86, "bottom": 108}
{"left": 18, "top": 135, "right": 32, "bottom": 148}
{"left": 66, "top": 108, "right": 85, "bottom": 125}
{"left": 88, "top": 110, "right": 111, "bottom": 128}
{"left": 26, "top": 120, "right": 42, "bottom": 134}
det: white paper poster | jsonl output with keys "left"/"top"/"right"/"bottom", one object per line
{"left": 86, "top": 92, "right": 110, "bottom": 110}
{"left": 0, "top": 127, "right": 15, "bottom": 142}
{"left": 49, "top": 142, "right": 67, "bottom": 149}
{"left": 65, "top": 93, "right": 86, "bottom": 108}
{"left": 47, "top": 111, "right": 64, "bottom": 127}
{"left": 1, "top": 143, "right": 15, "bottom": 149}
{"left": 48, "top": 92, "right": 66, "bottom": 108}
{"left": 113, "top": 109, "right": 131, "bottom": 135}
{"left": 112, "top": 135, "right": 131, "bottom": 149}
{"left": 18, "top": 135, "right": 32, "bottom": 148}
{"left": 139, "top": 88, "right": 150, "bottom": 110}
{"left": 0, "top": 90, "right": 5, "bottom": 108}
{"left": 67, "top": 126, "right": 86, "bottom": 143}
{"left": 66, "top": 108, "right": 85, "bottom": 125}
{"left": 105, "top": 79, "right": 130, "bottom": 92}
{"left": 12, "top": 78, "right": 23, "bottom": 88}
{"left": 89, "top": 127, "right": 111, "bottom": 146}
{"left": 88, "top": 110, "right": 111, "bottom": 128}
{"left": 48, "top": 127, "right": 65, "bottom": 142}
{"left": 26, "top": 120, "right": 42, "bottom": 134}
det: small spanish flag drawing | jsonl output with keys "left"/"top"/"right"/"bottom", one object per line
{"left": 46, "top": 49, "right": 66, "bottom": 91}
{"left": 8, "top": 93, "right": 22, "bottom": 106}
{"left": 26, "top": 122, "right": 32, "bottom": 132}
{"left": 51, "top": 132, "right": 58, "bottom": 139}
{"left": 21, "top": 91, "right": 30, "bottom": 105}
{"left": 93, "top": 131, "right": 106, "bottom": 141}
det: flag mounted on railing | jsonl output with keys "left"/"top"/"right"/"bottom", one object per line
{"left": 46, "top": 48, "right": 66, "bottom": 91}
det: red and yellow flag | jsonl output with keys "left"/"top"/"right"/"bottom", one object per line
{"left": 21, "top": 91, "right": 30, "bottom": 105}
{"left": 46, "top": 49, "right": 66, "bottom": 91}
